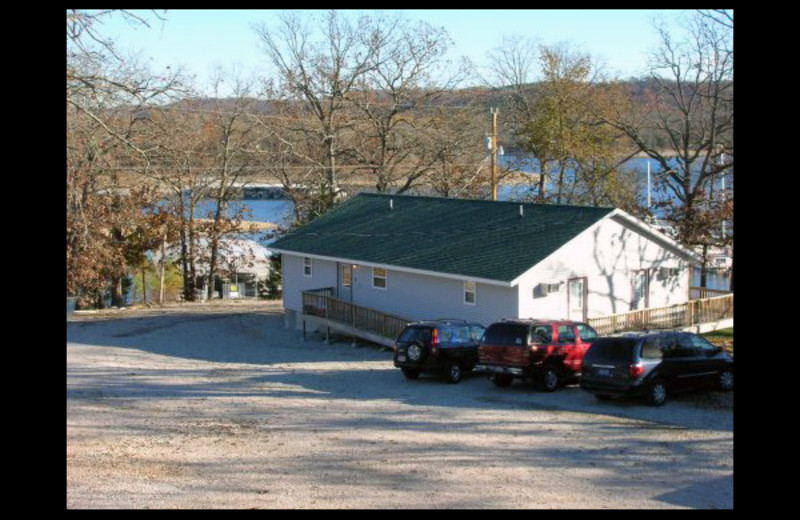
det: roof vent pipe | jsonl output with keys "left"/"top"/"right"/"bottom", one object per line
{"left": 519, "top": 204, "right": 524, "bottom": 217}
{"left": 390, "top": 198, "right": 394, "bottom": 210}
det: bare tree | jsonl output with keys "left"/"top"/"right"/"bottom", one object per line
{"left": 254, "top": 11, "right": 382, "bottom": 213}
{"left": 597, "top": 11, "right": 733, "bottom": 287}
{"left": 486, "top": 40, "right": 640, "bottom": 208}
{"left": 67, "top": 9, "right": 186, "bottom": 306}
{"left": 203, "top": 71, "right": 262, "bottom": 299}
{"left": 345, "top": 15, "right": 473, "bottom": 194}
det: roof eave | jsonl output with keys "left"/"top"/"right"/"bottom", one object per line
{"left": 267, "top": 247, "right": 515, "bottom": 287}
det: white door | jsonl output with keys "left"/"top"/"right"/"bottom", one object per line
{"left": 568, "top": 278, "right": 586, "bottom": 321}
{"left": 632, "top": 270, "right": 649, "bottom": 310}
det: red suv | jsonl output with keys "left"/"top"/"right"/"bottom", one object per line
{"left": 476, "top": 319, "right": 598, "bottom": 391}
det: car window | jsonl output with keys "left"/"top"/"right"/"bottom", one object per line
{"left": 576, "top": 324, "right": 597, "bottom": 342}
{"left": 685, "top": 333, "right": 717, "bottom": 352}
{"left": 676, "top": 333, "right": 702, "bottom": 356}
{"left": 456, "top": 326, "right": 471, "bottom": 344}
{"left": 584, "top": 337, "right": 637, "bottom": 364}
{"left": 663, "top": 333, "right": 694, "bottom": 358}
{"left": 437, "top": 327, "right": 456, "bottom": 343}
{"left": 469, "top": 325, "right": 486, "bottom": 342}
{"left": 483, "top": 323, "right": 529, "bottom": 346}
{"left": 557, "top": 325, "right": 576, "bottom": 343}
{"left": 640, "top": 336, "right": 665, "bottom": 360}
{"left": 531, "top": 325, "right": 553, "bottom": 343}
{"left": 398, "top": 327, "right": 432, "bottom": 343}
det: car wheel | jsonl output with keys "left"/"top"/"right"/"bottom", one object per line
{"left": 406, "top": 341, "right": 426, "bottom": 363}
{"left": 401, "top": 368, "right": 420, "bottom": 380}
{"left": 491, "top": 374, "right": 513, "bottom": 388}
{"left": 444, "top": 362, "right": 463, "bottom": 384}
{"left": 717, "top": 369, "right": 734, "bottom": 391}
{"left": 537, "top": 366, "right": 559, "bottom": 392}
{"left": 645, "top": 379, "right": 667, "bottom": 406}
{"left": 595, "top": 394, "right": 613, "bottom": 401}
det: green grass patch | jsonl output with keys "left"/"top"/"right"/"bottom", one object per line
{"left": 702, "top": 328, "right": 733, "bottom": 352}
{"left": 702, "top": 327, "right": 733, "bottom": 338}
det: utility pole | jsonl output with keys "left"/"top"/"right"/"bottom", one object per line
{"left": 490, "top": 107, "right": 498, "bottom": 201}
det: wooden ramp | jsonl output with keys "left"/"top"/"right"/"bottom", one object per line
{"left": 587, "top": 290, "right": 733, "bottom": 335}
{"left": 301, "top": 288, "right": 410, "bottom": 348}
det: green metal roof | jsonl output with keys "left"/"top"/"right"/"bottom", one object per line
{"left": 269, "top": 193, "right": 615, "bottom": 283}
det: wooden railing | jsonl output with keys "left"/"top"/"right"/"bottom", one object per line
{"left": 302, "top": 289, "right": 411, "bottom": 342}
{"left": 588, "top": 293, "right": 734, "bottom": 336}
{"left": 690, "top": 286, "right": 732, "bottom": 300}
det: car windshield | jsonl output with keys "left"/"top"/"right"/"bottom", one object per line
{"left": 584, "top": 337, "right": 638, "bottom": 364}
{"left": 398, "top": 326, "right": 432, "bottom": 343}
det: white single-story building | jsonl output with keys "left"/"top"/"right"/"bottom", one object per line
{"left": 268, "top": 193, "right": 699, "bottom": 330}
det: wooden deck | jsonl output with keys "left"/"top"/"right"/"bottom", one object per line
{"left": 301, "top": 286, "right": 733, "bottom": 345}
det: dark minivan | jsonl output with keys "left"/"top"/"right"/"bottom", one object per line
{"left": 580, "top": 331, "right": 733, "bottom": 406}
{"left": 393, "top": 320, "right": 486, "bottom": 383}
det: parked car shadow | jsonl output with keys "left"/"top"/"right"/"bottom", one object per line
{"left": 67, "top": 309, "right": 732, "bottom": 433}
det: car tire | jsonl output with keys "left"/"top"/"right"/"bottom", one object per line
{"left": 717, "top": 369, "right": 734, "bottom": 391}
{"left": 595, "top": 394, "right": 613, "bottom": 401}
{"left": 401, "top": 368, "right": 420, "bottom": 380}
{"left": 491, "top": 374, "right": 513, "bottom": 388}
{"left": 644, "top": 379, "right": 667, "bottom": 406}
{"left": 444, "top": 362, "right": 463, "bottom": 384}
{"left": 536, "top": 366, "right": 559, "bottom": 392}
{"left": 406, "top": 341, "right": 427, "bottom": 363}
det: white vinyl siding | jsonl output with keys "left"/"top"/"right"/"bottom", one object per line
{"left": 515, "top": 216, "right": 689, "bottom": 320}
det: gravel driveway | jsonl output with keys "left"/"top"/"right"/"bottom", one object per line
{"left": 67, "top": 301, "right": 733, "bottom": 509}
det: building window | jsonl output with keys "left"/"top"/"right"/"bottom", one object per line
{"left": 372, "top": 267, "right": 387, "bottom": 289}
{"left": 303, "top": 257, "right": 313, "bottom": 277}
{"left": 464, "top": 280, "right": 476, "bottom": 305}
{"left": 341, "top": 264, "right": 352, "bottom": 287}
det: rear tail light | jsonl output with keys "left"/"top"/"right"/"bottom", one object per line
{"left": 431, "top": 329, "right": 439, "bottom": 354}
{"left": 630, "top": 362, "right": 644, "bottom": 379}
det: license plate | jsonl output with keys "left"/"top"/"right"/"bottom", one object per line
{"left": 595, "top": 368, "right": 611, "bottom": 377}
{"left": 397, "top": 355, "right": 406, "bottom": 362}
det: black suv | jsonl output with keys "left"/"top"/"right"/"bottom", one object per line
{"left": 580, "top": 331, "right": 733, "bottom": 406}
{"left": 393, "top": 320, "right": 486, "bottom": 383}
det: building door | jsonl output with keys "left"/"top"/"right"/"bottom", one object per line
{"left": 339, "top": 263, "right": 353, "bottom": 302}
{"left": 567, "top": 277, "right": 587, "bottom": 321}
{"left": 631, "top": 269, "right": 649, "bottom": 310}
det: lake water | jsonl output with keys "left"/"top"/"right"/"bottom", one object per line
{"left": 206, "top": 153, "right": 732, "bottom": 291}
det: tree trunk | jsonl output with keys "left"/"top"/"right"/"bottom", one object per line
{"left": 159, "top": 233, "right": 166, "bottom": 304}
{"left": 699, "top": 244, "right": 709, "bottom": 288}
{"left": 111, "top": 276, "right": 125, "bottom": 307}
{"left": 141, "top": 265, "right": 148, "bottom": 305}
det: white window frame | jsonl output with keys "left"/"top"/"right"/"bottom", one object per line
{"left": 372, "top": 267, "right": 387, "bottom": 290}
{"left": 464, "top": 280, "right": 477, "bottom": 305}
{"left": 341, "top": 264, "right": 352, "bottom": 287}
{"left": 303, "top": 257, "right": 313, "bottom": 278}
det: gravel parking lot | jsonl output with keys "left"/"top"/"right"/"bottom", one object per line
{"left": 67, "top": 301, "right": 733, "bottom": 509}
